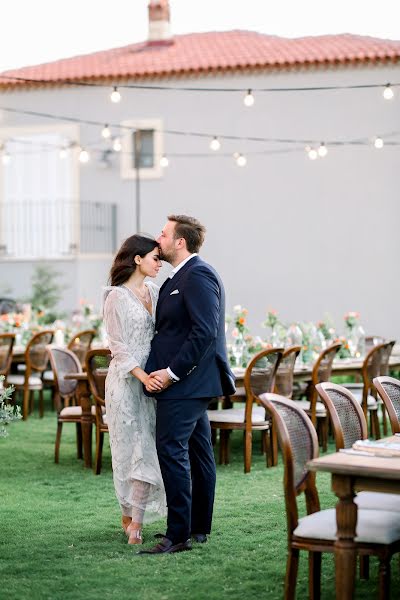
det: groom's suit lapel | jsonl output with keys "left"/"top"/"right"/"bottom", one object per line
{"left": 156, "top": 256, "right": 201, "bottom": 320}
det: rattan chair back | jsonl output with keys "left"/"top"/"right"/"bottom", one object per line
{"left": 379, "top": 340, "right": 396, "bottom": 376}
{"left": 316, "top": 382, "right": 367, "bottom": 450}
{"left": 85, "top": 348, "right": 112, "bottom": 413}
{"left": 0, "top": 333, "right": 15, "bottom": 377}
{"left": 274, "top": 346, "right": 302, "bottom": 398}
{"left": 25, "top": 330, "right": 54, "bottom": 373}
{"left": 47, "top": 346, "right": 82, "bottom": 411}
{"left": 312, "top": 342, "right": 342, "bottom": 386}
{"left": 244, "top": 347, "right": 283, "bottom": 400}
{"left": 68, "top": 329, "right": 96, "bottom": 366}
{"left": 373, "top": 376, "right": 400, "bottom": 434}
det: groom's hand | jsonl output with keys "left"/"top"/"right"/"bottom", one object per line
{"left": 144, "top": 373, "right": 164, "bottom": 393}
{"left": 146, "top": 369, "right": 172, "bottom": 393}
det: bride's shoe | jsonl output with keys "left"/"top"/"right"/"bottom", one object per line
{"left": 127, "top": 527, "right": 143, "bottom": 545}
{"left": 122, "top": 516, "right": 132, "bottom": 536}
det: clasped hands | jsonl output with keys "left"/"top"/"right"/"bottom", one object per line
{"left": 145, "top": 369, "right": 172, "bottom": 393}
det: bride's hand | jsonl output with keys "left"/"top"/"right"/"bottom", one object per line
{"left": 145, "top": 374, "right": 164, "bottom": 393}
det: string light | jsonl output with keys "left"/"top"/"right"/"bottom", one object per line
{"left": 160, "top": 155, "right": 169, "bottom": 168}
{"left": 78, "top": 148, "right": 90, "bottom": 163}
{"left": 243, "top": 89, "right": 255, "bottom": 107}
{"left": 101, "top": 124, "right": 111, "bottom": 139}
{"left": 112, "top": 137, "right": 122, "bottom": 152}
{"left": 306, "top": 146, "right": 318, "bottom": 160}
{"left": 374, "top": 136, "right": 384, "bottom": 149}
{"left": 383, "top": 84, "right": 394, "bottom": 100}
{"left": 59, "top": 147, "right": 68, "bottom": 159}
{"left": 110, "top": 86, "right": 121, "bottom": 103}
{"left": 1, "top": 151, "right": 10, "bottom": 165}
{"left": 317, "top": 143, "right": 328, "bottom": 158}
{"left": 235, "top": 153, "right": 247, "bottom": 167}
{"left": 210, "top": 136, "right": 221, "bottom": 151}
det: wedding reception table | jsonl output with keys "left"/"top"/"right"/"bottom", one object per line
{"left": 307, "top": 437, "right": 400, "bottom": 600}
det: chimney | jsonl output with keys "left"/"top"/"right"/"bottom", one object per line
{"left": 148, "top": 1, "right": 172, "bottom": 44}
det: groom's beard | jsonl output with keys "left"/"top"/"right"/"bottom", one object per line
{"left": 160, "top": 247, "right": 176, "bottom": 264}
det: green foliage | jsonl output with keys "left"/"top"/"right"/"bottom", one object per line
{"left": 0, "top": 376, "right": 20, "bottom": 437}
{"left": 29, "top": 264, "right": 66, "bottom": 323}
{"left": 0, "top": 394, "right": 396, "bottom": 599}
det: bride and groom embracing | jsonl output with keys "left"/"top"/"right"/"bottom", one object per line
{"left": 103, "top": 214, "right": 235, "bottom": 554}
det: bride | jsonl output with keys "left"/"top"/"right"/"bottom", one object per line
{"left": 103, "top": 234, "right": 166, "bottom": 545}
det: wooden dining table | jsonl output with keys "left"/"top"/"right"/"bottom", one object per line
{"left": 307, "top": 437, "right": 400, "bottom": 600}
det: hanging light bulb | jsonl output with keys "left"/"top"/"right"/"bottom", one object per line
{"left": 307, "top": 147, "right": 318, "bottom": 160}
{"left": 79, "top": 148, "right": 90, "bottom": 163}
{"left": 1, "top": 151, "right": 10, "bottom": 165}
{"left": 374, "top": 136, "right": 384, "bottom": 149}
{"left": 235, "top": 153, "right": 247, "bottom": 167}
{"left": 243, "top": 89, "right": 255, "bottom": 107}
{"left": 59, "top": 146, "right": 68, "bottom": 159}
{"left": 383, "top": 84, "right": 394, "bottom": 100}
{"left": 112, "top": 137, "right": 122, "bottom": 152}
{"left": 160, "top": 155, "right": 169, "bottom": 168}
{"left": 210, "top": 136, "right": 221, "bottom": 151}
{"left": 317, "top": 143, "right": 328, "bottom": 158}
{"left": 110, "top": 86, "right": 121, "bottom": 103}
{"left": 101, "top": 124, "right": 111, "bottom": 139}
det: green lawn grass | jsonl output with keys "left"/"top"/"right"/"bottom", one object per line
{"left": 1, "top": 397, "right": 398, "bottom": 600}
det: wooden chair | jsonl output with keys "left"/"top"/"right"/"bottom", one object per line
{"left": 68, "top": 329, "right": 96, "bottom": 366}
{"left": 294, "top": 342, "right": 342, "bottom": 451}
{"left": 85, "top": 348, "right": 111, "bottom": 475}
{"left": 47, "top": 345, "right": 96, "bottom": 463}
{"left": 378, "top": 341, "right": 396, "bottom": 435}
{"left": 258, "top": 393, "right": 400, "bottom": 600}
{"left": 274, "top": 346, "right": 302, "bottom": 398}
{"left": 344, "top": 343, "right": 386, "bottom": 439}
{"left": 7, "top": 330, "right": 54, "bottom": 419}
{"left": 207, "top": 348, "right": 283, "bottom": 473}
{"left": 316, "top": 381, "right": 400, "bottom": 512}
{"left": 373, "top": 376, "right": 400, "bottom": 434}
{"left": 0, "top": 333, "right": 16, "bottom": 386}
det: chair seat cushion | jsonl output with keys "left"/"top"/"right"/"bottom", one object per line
{"left": 43, "top": 370, "right": 54, "bottom": 381}
{"left": 7, "top": 374, "right": 42, "bottom": 388}
{"left": 294, "top": 508, "right": 400, "bottom": 544}
{"left": 293, "top": 400, "right": 326, "bottom": 415}
{"left": 355, "top": 491, "right": 400, "bottom": 512}
{"left": 60, "top": 405, "right": 105, "bottom": 418}
{"left": 207, "top": 406, "right": 268, "bottom": 425}
{"left": 17, "top": 364, "right": 27, "bottom": 372}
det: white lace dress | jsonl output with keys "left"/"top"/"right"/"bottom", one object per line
{"left": 103, "top": 282, "right": 166, "bottom": 523}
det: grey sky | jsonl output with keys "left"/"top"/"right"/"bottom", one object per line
{"left": 0, "top": 0, "right": 399, "bottom": 73}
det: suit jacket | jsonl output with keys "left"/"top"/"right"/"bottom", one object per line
{"left": 144, "top": 256, "right": 235, "bottom": 400}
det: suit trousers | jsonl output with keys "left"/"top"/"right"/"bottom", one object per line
{"left": 156, "top": 397, "right": 216, "bottom": 544}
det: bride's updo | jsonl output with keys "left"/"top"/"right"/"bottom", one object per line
{"left": 109, "top": 234, "right": 159, "bottom": 286}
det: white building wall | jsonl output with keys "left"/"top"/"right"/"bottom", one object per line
{"left": 0, "top": 63, "right": 399, "bottom": 338}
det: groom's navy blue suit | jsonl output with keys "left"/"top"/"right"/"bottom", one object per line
{"left": 145, "top": 255, "right": 235, "bottom": 544}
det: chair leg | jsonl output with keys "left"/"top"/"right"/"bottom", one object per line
{"left": 38, "top": 389, "right": 44, "bottom": 418}
{"left": 29, "top": 390, "right": 35, "bottom": 414}
{"left": 55, "top": 421, "right": 63, "bottom": 463}
{"left": 22, "top": 387, "right": 30, "bottom": 420}
{"left": 271, "top": 421, "right": 279, "bottom": 466}
{"left": 359, "top": 555, "right": 370, "bottom": 580}
{"left": 284, "top": 548, "right": 299, "bottom": 600}
{"left": 378, "top": 556, "right": 391, "bottom": 600}
{"left": 372, "top": 410, "right": 381, "bottom": 440}
{"left": 381, "top": 403, "right": 388, "bottom": 436}
{"left": 218, "top": 430, "right": 229, "bottom": 465}
{"left": 264, "top": 430, "right": 272, "bottom": 468}
{"left": 244, "top": 430, "right": 252, "bottom": 473}
{"left": 76, "top": 423, "right": 83, "bottom": 459}
{"left": 308, "top": 551, "right": 321, "bottom": 600}
{"left": 94, "top": 430, "right": 104, "bottom": 475}
{"left": 321, "top": 417, "right": 328, "bottom": 453}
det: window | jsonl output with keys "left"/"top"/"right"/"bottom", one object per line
{"left": 0, "top": 125, "right": 79, "bottom": 259}
{"left": 120, "top": 119, "right": 163, "bottom": 179}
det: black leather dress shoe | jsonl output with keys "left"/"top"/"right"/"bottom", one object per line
{"left": 191, "top": 534, "right": 207, "bottom": 543}
{"left": 138, "top": 538, "right": 192, "bottom": 555}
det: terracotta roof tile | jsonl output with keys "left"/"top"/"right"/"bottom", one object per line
{"left": 1, "top": 30, "right": 400, "bottom": 89}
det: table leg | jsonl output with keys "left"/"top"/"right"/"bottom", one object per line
{"left": 332, "top": 474, "right": 358, "bottom": 600}
{"left": 76, "top": 381, "right": 92, "bottom": 468}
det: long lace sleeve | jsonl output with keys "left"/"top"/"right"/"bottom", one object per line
{"left": 103, "top": 290, "right": 140, "bottom": 378}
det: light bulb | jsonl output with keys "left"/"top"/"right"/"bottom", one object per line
{"left": 160, "top": 155, "right": 169, "bottom": 168}
{"left": 374, "top": 137, "right": 384, "bottom": 149}
{"left": 243, "top": 89, "right": 255, "bottom": 107}
{"left": 318, "top": 143, "right": 328, "bottom": 158}
{"left": 112, "top": 137, "right": 122, "bottom": 152}
{"left": 236, "top": 154, "right": 247, "bottom": 167}
{"left": 59, "top": 147, "right": 67, "bottom": 159}
{"left": 1, "top": 152, "right": 10, "bottom": 165}
{"left": 79, "top": 149, "right": 90, "bottom": 163}
{"left": 110, "top": 86, "right": 121, "bottom": 103}
{"left": 210, "top": 136, "right": 221, "bottom": 151}
{"left": 308, "top": 148, "right": 318, "bottom": 160}
{"left": 383, "top": 84, "right": 394, "bottom": 100}
{"left": 102, "top": 124, "right": 111, "bottom": 139}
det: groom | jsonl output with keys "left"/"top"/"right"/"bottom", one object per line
{"left": 140, "top": 214, "right": 235, "bottom": 555}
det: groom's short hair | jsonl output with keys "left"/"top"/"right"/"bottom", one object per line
{"left": 168, "top": 214, "right": 206, "bottom": 253}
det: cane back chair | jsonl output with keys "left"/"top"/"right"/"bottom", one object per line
{"left": 0, "top": 333, "right": 16, "bottom": 386}
{"left": 373, "top": 376, "right": 400, "bottom": 435}
{"left": 85, "top": 348, "right": 111, "bottom": 475}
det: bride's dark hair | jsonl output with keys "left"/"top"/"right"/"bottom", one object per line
{"left": 109, "top": 234, "right": 159, "bottom": 286}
